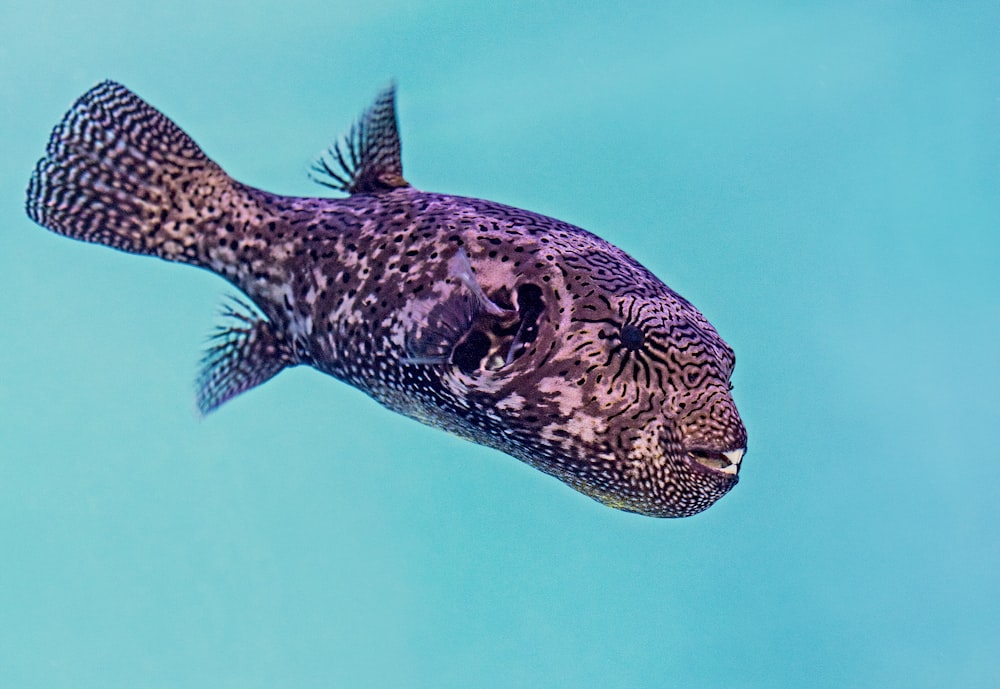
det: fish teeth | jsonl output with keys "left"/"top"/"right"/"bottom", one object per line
{"left": 723, "top": 448, "right": 745, "bottom": 466}
{"left": 719, "top": 448, "right": 745, "bottom": 475}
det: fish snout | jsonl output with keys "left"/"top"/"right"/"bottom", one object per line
{"left": 675, "top": 385, "right": 746, "bottom": 480}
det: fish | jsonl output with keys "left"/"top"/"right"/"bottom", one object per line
{"left": 25, "top": 80, "right": 747, "bottom": 517}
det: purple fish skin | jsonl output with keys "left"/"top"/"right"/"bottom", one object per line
{"left": 26, "top": 81, "right": 747, "bottom": 517}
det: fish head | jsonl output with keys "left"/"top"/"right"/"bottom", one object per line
{"left": 566, "top": 290, "right": 748, "bottom": 517}
{"left": 521, "top": 275, "right": 748, "bottom": 518}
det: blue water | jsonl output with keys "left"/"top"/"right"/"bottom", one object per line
{"left": 2, "top": 2, "right": 998, "bottom": 687}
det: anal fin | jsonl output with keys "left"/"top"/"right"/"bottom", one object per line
{"left": 197, "top": 298, "right": 293, "bottom": 416}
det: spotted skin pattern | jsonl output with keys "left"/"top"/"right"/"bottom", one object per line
{"left": 26, "top": 81, "right": 747, "bottom": 517}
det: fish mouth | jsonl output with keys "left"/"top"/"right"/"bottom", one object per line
{"left": 687, "top": 447, "right": 745, "bottom": 478}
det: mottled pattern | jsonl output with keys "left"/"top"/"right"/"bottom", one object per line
{"left": 26, "top": 81, "right": 747, "bottom": 517}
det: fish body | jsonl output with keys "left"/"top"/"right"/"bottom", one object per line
{"left": 26, "top": 81, "right": 747, "bottom": 517}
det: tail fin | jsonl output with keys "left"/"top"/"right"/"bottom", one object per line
{"left": 26, "top": 81, "right": 234, "bottom": 265}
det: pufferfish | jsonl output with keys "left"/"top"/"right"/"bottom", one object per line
{"left": 25, "top": 81, "right": 747, "bottom": 517}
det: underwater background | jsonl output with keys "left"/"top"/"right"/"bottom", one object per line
{"left": 1, "top": 1, "right": 998, "bottom": 687}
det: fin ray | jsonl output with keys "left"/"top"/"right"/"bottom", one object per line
{"left": 449, "top": 248, "right": 512, "bottom": 318}
{"left": 310, "top": 83, "right": 409, "bottom": 194}
{"left": 197, "top": 297, "right": 293, "bottom": 415}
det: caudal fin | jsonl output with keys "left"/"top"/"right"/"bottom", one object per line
{"left": 26, "top": 80, "right": 235, "bottom": 265}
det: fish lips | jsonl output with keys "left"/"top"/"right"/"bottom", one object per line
{"left": 686, "top": 446, "right": 745, "bottom": 481}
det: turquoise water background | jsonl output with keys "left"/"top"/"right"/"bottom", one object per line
{"left": 2, "top": 2, "right": 998, "bottom": 687}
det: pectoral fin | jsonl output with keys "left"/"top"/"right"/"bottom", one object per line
{"left": 404, "top": 249, "right": 532, "bottom": 375}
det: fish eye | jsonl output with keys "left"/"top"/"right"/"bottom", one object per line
{"left": 619, "top": 323, "right": 644, "bottom": 351}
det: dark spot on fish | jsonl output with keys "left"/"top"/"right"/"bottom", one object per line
{"left": 453, "top": 329, "right": 490, "bottom": 374}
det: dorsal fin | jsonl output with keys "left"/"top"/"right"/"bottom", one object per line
{"left": 310, "top": 83, "right": 409, "bottom": 194}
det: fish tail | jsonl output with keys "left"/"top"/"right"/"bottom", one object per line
{"left": 25, "top": 80, "right": 239, "bottom": 265}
